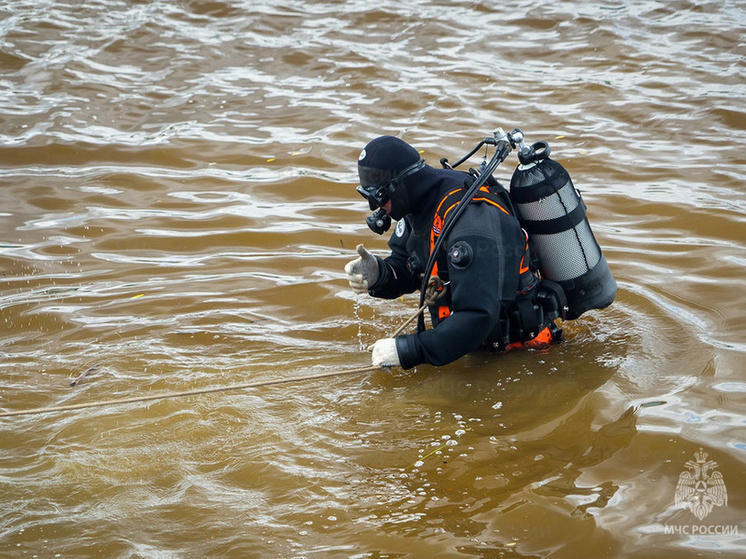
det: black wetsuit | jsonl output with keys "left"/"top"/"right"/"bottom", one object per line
{"left": 367, "top": 165, "right": 546, "bottom": 369}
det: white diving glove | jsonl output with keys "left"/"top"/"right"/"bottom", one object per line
{"left": 370, "top": 338, "right": 401, "bottom": 368}
{"left": 344, "top": 243, "right": 379, "bottom": 294}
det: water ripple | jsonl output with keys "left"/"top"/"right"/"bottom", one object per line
{"left": 2, "top": 0, "right": 745, "bottom": 557}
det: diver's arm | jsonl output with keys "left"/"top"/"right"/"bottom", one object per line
{"left": 394, "top": 234, "right": 504, "bottom": 368}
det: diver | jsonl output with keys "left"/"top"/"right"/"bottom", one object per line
{"left": 345, "top": 135, "right": 565, "bottom": 369}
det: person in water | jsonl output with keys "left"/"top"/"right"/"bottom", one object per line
{"left": 345, "top": 135, "right": 564, "bottom": 369}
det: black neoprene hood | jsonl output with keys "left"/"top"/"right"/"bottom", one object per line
{"left": 357, "top": 135, "right": 424, "bottom": 219}
{"left": 357, "top": 135, "right": 421, "bottom": 186}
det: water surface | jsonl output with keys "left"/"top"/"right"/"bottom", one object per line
{"left": 1, "top": 1, "right": 745, "bottom": 557}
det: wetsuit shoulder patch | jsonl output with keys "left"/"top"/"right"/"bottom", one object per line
{"left": 395, "top": 219, "right": 406, "bottom": 237}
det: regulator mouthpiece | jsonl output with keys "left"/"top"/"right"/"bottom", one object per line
{"left": 366, "top": 208, "right": 391, "bottom": 235}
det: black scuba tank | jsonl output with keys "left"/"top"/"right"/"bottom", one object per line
{"left": 509, "top": 141, "right": 617, "bottom": 320}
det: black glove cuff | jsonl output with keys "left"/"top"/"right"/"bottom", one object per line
{"left": 367, "top": 256, "right": 389, "bottom": 292}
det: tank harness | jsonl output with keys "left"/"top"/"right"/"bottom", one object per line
{"left": 410, "top": 128, "right": 614, "bottom": 351}
{"left": 428, "top": 176, "right": 566, "bottom": 351}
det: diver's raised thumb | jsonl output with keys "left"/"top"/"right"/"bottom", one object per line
{"left": 356, "top": 244, "right": 373, "bottom": 260}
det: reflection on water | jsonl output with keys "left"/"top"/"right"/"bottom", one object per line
{"left": 1, "top": 0, "right": 744, "bottom": 557}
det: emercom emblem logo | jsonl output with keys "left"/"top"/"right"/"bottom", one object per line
{"left": 675, "top": 448, "right": 728, "bottom": 521}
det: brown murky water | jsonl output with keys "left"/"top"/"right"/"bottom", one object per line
{"left": 1, "top": 1, "right": 744, "bottom": 557}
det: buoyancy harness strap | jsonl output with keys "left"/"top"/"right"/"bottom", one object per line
{"left": 513, "top": 297, "right": 540, "bottom": 338}
{"left": 535, "top": 279, "right": 567, "bottom": 317}
{"left": 429, "top": 184, "right": 511, "bottom": 268}
{"left": 521, "top": 201, "right": 587, "bottom": 236}
{"left": 428, "top": 183, "right": 522, "bottom": 321}
{"left": 426, "top": 179, "right": 566, "bottom": 349}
